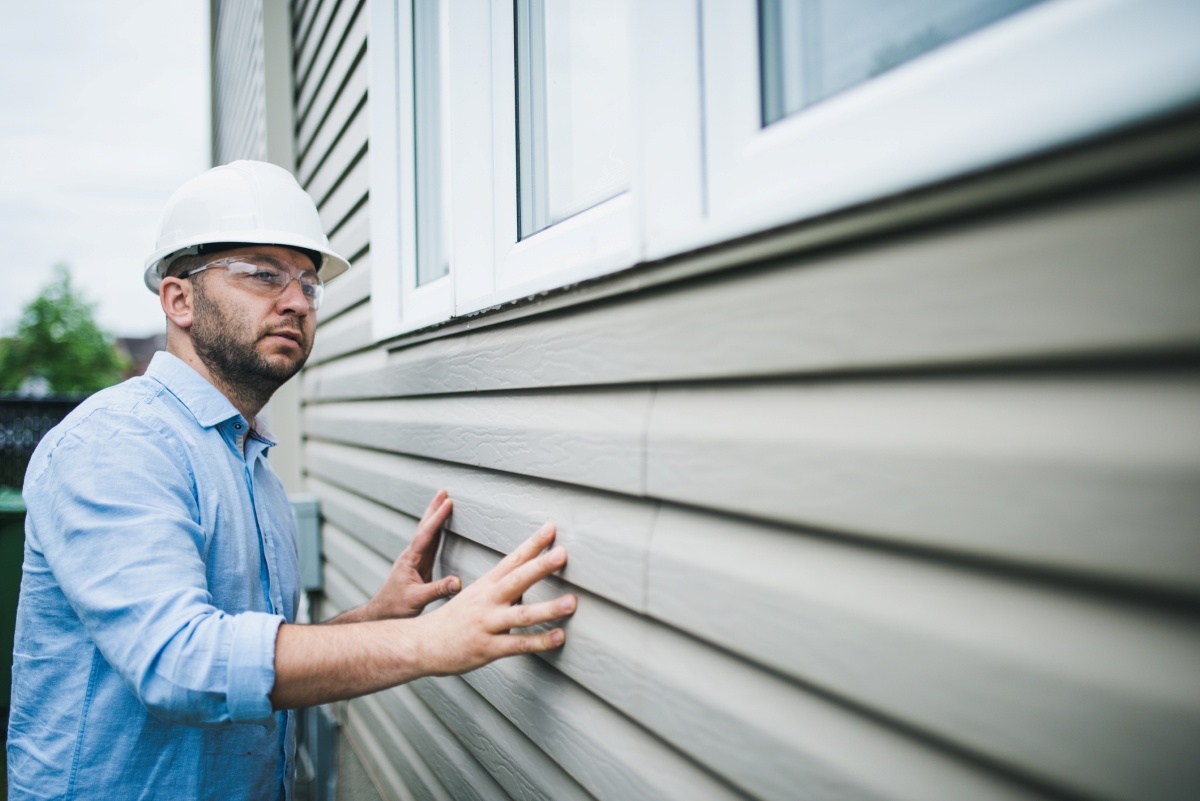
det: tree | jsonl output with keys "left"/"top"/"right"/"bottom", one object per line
{"left": 0, "top": 265, "right": 130, "bottom": 395}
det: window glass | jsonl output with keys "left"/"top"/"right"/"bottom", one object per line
{"left": 414, "top": 0, "right": 447, "bottom": 286}
{"left": 515, "top": 0, "right": 633, "bottom": 239}
{"left": 760, "top": 0, "right": 1046, "bottom": 125}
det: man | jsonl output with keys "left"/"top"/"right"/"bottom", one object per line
{"left": 6, "top": 161, "right": 576, "bottom": 800}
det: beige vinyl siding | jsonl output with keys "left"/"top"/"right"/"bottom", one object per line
{"left": 199, "top": 4, "right": 1200, "bottom": 800}
{"left": 301, "top": 169, "right": 1200, "bottom": 801}
{"left": 212, "top": 0, "right": 268, "bottom": 163}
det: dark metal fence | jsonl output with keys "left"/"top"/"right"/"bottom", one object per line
{"left": 1, "top": 398, "right": 84, "bottom": 490}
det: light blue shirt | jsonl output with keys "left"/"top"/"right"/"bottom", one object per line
{"left": 7, "top": 351, "right": 301, "bottom": 800}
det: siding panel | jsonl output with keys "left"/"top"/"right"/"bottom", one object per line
{"left": 304, "top": 391, "right": 653, "bottom": 495}
{"left": 443, "top": 534, "right": 1049, "bottom": 801}
{"left": 213, "top": 0, "right": 267, "bottom": 164}
{"left": 308, "top": 299, "right": 375, "bottom": 365}
{"left": 375, "top": 685, "right": 513, "bottom": 801}
{"left": 646, "top": 375, "right": 1200, "bottom": 594}
{"left": 296, "top": 0, "right": 364, "bottom": 126}
{"left": 308, "top": 473, "right": 413, "bottom": 560}
{"left": 302, "top": 178, "right": 1200, "bottom": 402}
{"left": 304, "top": 439, "right": 655, "bottom": 611}
{"left": 410, "top": 676, "right": 597, "bottom": 801}
{"left": 298, "top": 60, "right": 368, "bottom": 180}
{"left": 322, "top": 521, "right": 392, "bottom": 597}
{"left": 462, "top": 654, "right": 748, "bottom": 801}
{"left": 647, "top": 508, "right": 1200, "bottom": 801}
{"left": 318, "top": 151, "right": 369, "bottom": 234}
{"left": 293, "top": 0, "right": 339, "bottom": 97}
{"left": 305, "top": 100, "right": 368, "bottom": 202}
{"left": 329, "top": 196, "right": 370, "bottom": 260}
{"left": 343, "top": 696, "right": 445, "bottom": 801}
{"left": 203, "top": 5, "right": 1200, "bottom": 799}
{"left": 319, "top": 251, "right": 371, "bottom": 322}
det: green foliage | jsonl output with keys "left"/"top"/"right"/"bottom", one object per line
{"left": 0, "top": 265, "right": 130, "bottom": 395}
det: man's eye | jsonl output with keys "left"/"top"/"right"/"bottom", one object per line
{"left": 251, "top": 271, "right": 280, "bottom": 282}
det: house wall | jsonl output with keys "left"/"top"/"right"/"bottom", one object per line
{"left": 210, "top": 0, "right": 306, "bottom": 493}
{"left": 219, "top": 2, "right": 1200, "bottom": 800}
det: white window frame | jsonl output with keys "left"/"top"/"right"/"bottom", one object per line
{"left": 448, "top": 0, "right": 639, "bottom": 317}
{"left": 369, "top": 0, "right": 454, "bottom": 341}
{"left": 376, "top": 0, "right": 1200, "bottom": 337}
{"left": 648, "top": 0, "right": 1200, "bottom": 256}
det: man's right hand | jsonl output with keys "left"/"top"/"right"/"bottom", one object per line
{"left": 410, "top": 522, "right": 577, "bottom": 675}
{"left": 269, "top": 521, "right": 576, "bottom": 710}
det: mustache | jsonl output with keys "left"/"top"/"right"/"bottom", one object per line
{"left": 260, "top": 323, "right": 307, "bottom": 343}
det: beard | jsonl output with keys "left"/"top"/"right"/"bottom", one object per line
{"left": 190, "top": 277, "right": 311, "bottom": 411}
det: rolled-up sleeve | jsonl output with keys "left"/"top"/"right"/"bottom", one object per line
{"left": 24, "top": 409, "right": 283, "bottom": 727}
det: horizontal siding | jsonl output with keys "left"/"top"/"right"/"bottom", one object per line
{"left": 312, "top": 454, "right": 1200, "bottom": 800}
{"left": 213, "top": 0, "right": 267, "bottom": 164}
{"left": 329, "top": 196, "right": 369, "bottom": 261}
{"left": 297, "top": 0, "right": 366, "bottom": 135}
{"left": 375, "top": 683, "right": 512, "bottom": 801}
{"left": 305, "top": 439, "right": 655, "bottom": 611}
{"left": 439, "top": 533, "right": 1044, "bottom": 801}
{"left": 298, "top": 56, "right": 367, "bottom": 182}
{"left": 319, "top": 251, "right": 371, "bottom": 322}
{"left": 269, "top": 2, "right": 1200, "bottom": 799}
{"left": 343, "top": 697, "right": 447, "bottom": 801}
{"left": 305, "top": 98, "right": 368, "bottom": 203}
{"left": 302, "top": 177, "right": 1200, "bottom": 401}
{"left": 302, "top": 373, "right": 1200, "bottom": 596}
{"left": 644, "top": 375, "right": 1200, "bottom": 593}
{"left": 318, "top": 150, "right": 368, "bottom": 235}
{"left": 308, "top": 298, "right": 374, "bottom": 364}
{"left": 321, "top": 564, "right": 597, "bottom": 801}
{"left": 304, "top": 390, "right": 653, "bottom": 495}
{"left": 293, "top": 0, "right": 339, "bottom": 100}
{"left": 645, "top": 509, "right": 1200, "bottom": 801}
{"left": 408, "top": 676, "right": 597, "bottom": 801}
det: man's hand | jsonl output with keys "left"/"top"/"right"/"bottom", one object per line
{"left": 366, "top": 489, "right": 462, "bottom": 619}
{"left": 409, "top": 522, "right": 577, "bottom": 675}
{"left": 327, "top": 490, "right": 462, "bottom": 624}
{"left": 270, "top": 521, "right": 577, "bottom": 710}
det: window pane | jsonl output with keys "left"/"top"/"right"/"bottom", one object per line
{"left": 516, "top": 0, "right": 632, "bottom": 239}
{"left": 760, "top": 0, "right": 1046, "bottom": 126}
{"left": 414, "top": 0, "right": 447, "bottom": 286}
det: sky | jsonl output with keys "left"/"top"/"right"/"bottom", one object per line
{"left": 0, "top": 0, "right": 210, "bottom": 338}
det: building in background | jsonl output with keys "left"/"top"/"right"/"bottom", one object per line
{"left": 210, "top": 1, "right": 1200, "bottom": 800}
{"left": 116, "top": 334, "right": 167, "bottom": 379}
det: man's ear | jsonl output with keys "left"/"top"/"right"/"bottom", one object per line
{"left": 161, "top": 276, "right": 196, "bottom": 330}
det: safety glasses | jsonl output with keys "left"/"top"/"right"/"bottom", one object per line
{"left": 183, "top": 256, "right": 324, "bottom": 310}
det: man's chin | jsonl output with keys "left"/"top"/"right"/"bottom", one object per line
{"left": 257, "top": 346, "right": 308, "bottom": 380}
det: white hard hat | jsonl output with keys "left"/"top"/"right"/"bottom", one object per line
{"left": 143, "top": 160, "right": 350, "bottom": 293}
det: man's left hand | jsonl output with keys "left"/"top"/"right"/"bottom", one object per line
{"left": 330, "top": 490, "right": 461, "bottom": 624}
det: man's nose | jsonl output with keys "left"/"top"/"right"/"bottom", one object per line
{"left": 276, "top": 276, "right": 311, "bottom": 312}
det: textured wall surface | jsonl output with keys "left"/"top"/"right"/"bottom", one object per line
{"left": 210, "top": 2, "right": 1200, "bottom": 800}
{"left": 212, "top": 0, "right": 268, "bottom": 164}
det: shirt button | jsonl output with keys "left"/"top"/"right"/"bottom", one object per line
{"left": 234, "top": 423, "right": 243, "bottom": 430}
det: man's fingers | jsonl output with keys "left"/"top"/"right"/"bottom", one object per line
{"left": 414, "top": 499, "right": 453, "bottom": 540}
{"left": 494, "top": 546, "right": 566, "bottom": 602}
{"left": 491, "top": 523, "right": 557, "bottom": 580}
{"left": 413, "top": 575, "right": 461, "bottom": 606}
{"left": 498, "top": 628, "right": 566, "bottom": 656}
{"left": 421, "top": 489, "right": 448, "bottom": 521}
{"left": 498, "top": 594, "right": 576, "bottom": 631}
{"left": 406, "top": 498, "right": 452, "bottom": 569}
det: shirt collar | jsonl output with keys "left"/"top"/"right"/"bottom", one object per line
{"left": 248, "top": 416, "right": 278, "bottom": 447}
{"left": 144, "top": 351, "right": 244, "bottom": 429}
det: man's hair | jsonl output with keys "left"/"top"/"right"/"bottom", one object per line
{"left": 165, "top": 252, "right": 208, "bottom": 280}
